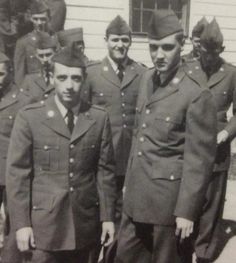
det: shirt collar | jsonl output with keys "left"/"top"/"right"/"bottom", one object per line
{"left": 54, "top": 95, "right": 80, "bottom": 119}
{"left": 107, "top": 55, "right": 128, "bottom": 72}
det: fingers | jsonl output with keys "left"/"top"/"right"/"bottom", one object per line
{"left": 104, "top": 231, "right": 114, "bottom": 247}
{"left": 30, "top": 231, "right": 36, "bottom": 248}
{"left": 101, "top": 229, "right": 107, "bottom": 245}
{"left": 16, "top": 235, "right": 30, "bottom": 252}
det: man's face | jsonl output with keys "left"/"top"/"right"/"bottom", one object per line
{"left": 149, "top": 34, "right": 182, "bottom": 73}
{"left": 31, "top": 12, "right": 49, "bottom": 32}
{"left": 0, "top": 63, "right": 9, "bottom": 89}
{"left": 74, "top": 41, "right": 85, "bottom": 54}
{"left": 36, "top": 48, "right": 55, "bottom": 67}
{"left": 53, "top": 63, "right": 84, "bottom": 108}
{"left": 105, "top": 34, "right": 131, "bottom": 63}
{"left": 191, "top": 36, "right": 201, "bottom": 54}
{"left": 200, "top": 45, "right": 223, "bottom": 69}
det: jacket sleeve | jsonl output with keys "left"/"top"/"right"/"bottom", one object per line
{"left": 14, "top": 38, "right": 26, "bottom": 86}
{"left": 224, "top": 71, "right": 236, "bottom": 139}
{"left": 174, "top": 89, "right": 217, "bottom": 221}
{"left": 97, "top": 113, "right": 116, "bottom": 222}
{"left": 6, "top": 109, "right": 33, "bottom": 231}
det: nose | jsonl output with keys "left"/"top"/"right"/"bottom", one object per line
{"left": 65, "top": 78, "right": 73, "bottom": 90}
{"left": 37, "top": 19, "right": 43, "bottom": 25}
{"left": 156, "top": 47, "right": 164, "bottom": 60}
{"left": 117, "top": 39, "right": 123, "bottom": 48}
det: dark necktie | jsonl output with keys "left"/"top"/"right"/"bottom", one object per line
{"left": 66, "top": 109, "right": 74, "bottom": 133}
{"left": 117, "top": 64, "right": 124, "bottom": 82}
{"left": 44, "top": 64, "right": 51, "bottom": 86}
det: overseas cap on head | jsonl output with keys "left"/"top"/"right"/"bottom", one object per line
{"left": 148, "top": 9, "right": 183, "bottom": 40}
{"left": 192, "top": 16, "right": 208, "bottom": 37}
{"left": 106, "top": 15, "right": 131, "bottom": 36}
{"left": 57, "top": 28, "right": 83, "bottom": 47}
{"left": 36, "top": 32, "right": 58, "bottom": 49}
{"left": 52, "top": 44, "right": 86, "bottom": 68}
{"left": 30, "top": 0, "right": 49, "bottom": 15}
{"left": 200, "top": 18, "right": 224, "bottom": 50}
{"left": 0, "top": 51, "right": 9, "bottom": 64}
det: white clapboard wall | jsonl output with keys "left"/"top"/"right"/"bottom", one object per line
{"left": 65, "top": 0, "right": 236, "bottom": 66}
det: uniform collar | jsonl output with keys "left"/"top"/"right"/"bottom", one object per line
{"left": 107, "top": 55, "right": 128, "bottom": 73}
{"left": 54, "top": 95, "right": 80, "bottom": 119}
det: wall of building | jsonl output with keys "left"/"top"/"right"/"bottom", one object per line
{"left": 65, "top": 0, "right": 236, "bottom": 66}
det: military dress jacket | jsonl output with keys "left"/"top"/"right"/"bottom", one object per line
{"left": 123, "top": 66, "right": 217, "bottom": 226}
{"left": 184, "top": 59, "right": 236, "bottom": 171}
{"left": 6, "top": 96, "right": 116, "bottom": 250}
{"left": 20, "top": 72, "right": 55, "bottom": 102}
{"left": 0, "top": 83, "right": 33, "bottom": 186}
{"left": 86, "top": 57, "right": 146, "bottom": 176}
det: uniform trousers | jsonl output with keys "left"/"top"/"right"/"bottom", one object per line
{"left": 194, "top": 171, "right": 227, "bottom": 261}
{"left": 115, "top": 212, "right": 190, "bottom": 263}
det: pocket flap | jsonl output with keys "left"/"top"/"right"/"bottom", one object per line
{"left": 32, "top": 192, "right": 55, "bottom": 212}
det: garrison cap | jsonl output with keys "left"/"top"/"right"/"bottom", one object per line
{"left": 192, "top": 17, "right": 208, "bottom": 37}
{"left": 0, "top": 51, "right": 9, "bottom": 63}
{"left": 30, "top": 0, "right": 49, "bottom": 15}
{"left": 36, "top": 32, "right": 58, "bottom": 49}
{"left": 106, "top": 15, "right": 131, "bottom": 36}
{"left": 57, "top": 28, "right": 84, "bottom": 47}
{"left": 200, "top": 18, "right": 224, "bottom": 50}
{"left": 52, "top": 44, "right": 86, "bottom": 68}
{"left": 148, "top": 9, "right": 183, "bottom": 40}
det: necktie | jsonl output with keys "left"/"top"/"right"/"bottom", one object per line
{"left": 117, "top": 64, "right": 124, "bottom": 82}
{"left": 67, "top": 109, "right": 74, "bottom": 133}
{"left": 44, "top": 64, "right": 51, "bottom": 86}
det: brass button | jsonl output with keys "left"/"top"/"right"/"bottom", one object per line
{"left": 69, "top": 172, "right": 74, "bottom": 178}
{"left": 70, "top": 144, "right": 75, "bottom": 149}
{"left": 166, "top": 117, "right": 170, "bottom": 122}
{"left": 142, "top": 123, "right": 147, "bottom": 129}
{"left": 140, "top": 137, "right": 144, "bottom": 142}
{"left": 138, "top": 151, "right": 142, "bottom": 156}
{"left": 123, "top": 124, "right": 127, "bottom": 128}
{"left": 146, "top": 109, "right": 150, "bottom": 114}
{"left": 170, "top": 175, "right": 175, "bottom": 180}
{"left": 44, "top": 145, "right": 49, "bottom": 150}
{"left": 70, "top": 187, "right": 74, "bottom": 192}
{"left": 69, "top": 158, "right": 74, "bottom": 164}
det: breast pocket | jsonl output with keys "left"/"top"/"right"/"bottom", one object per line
{"left": 0, "top": 114, "right": 16, "bottom": 136}
{"left": 153, "top": 114, "right": 183, "bottom": 142}
{"left": 213, "top": 90, "right": 229, "bottom": 109}
{"left": 92, "top": 90, "right": 112, "bottom": 107}
{"left": 34, "top": 144, "right": 60, "bottom": 171}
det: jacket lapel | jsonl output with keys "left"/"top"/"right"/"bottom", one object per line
{"left": 146, "top": 69, "right": 184, "bottom": 106}
{"left": 34, "top": 75, "right": 48, "bottom": 92}
{"left": 42, "top": 97, "right": 71, "bottom": 139}
{"left": 70, "top": 110, "right": 96, "bottom": 143}
{"left": 121, "top": 59, "right": 138, "bottom": 89}
{"left": 208, "top": 65, "right": 226, "bottom": 88}
{"left": 100, "top": 57, "right": 120, "bottom": 88}
{"left": 0, "top": 85, "right": 18, "bottom": 110}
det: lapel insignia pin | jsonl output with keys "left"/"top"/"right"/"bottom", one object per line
{"left": 103, "top": 66, "right": 109, "bottom": 71}
{"left": 47, "top": 110, "right": 55, "bottom": 118}
{"left": 220, "top": 67, "right": 224, "bottom": 72}
{"left": 12, "top": 94, "right": 16, "bottom": 98}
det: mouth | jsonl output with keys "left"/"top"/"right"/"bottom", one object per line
{"left": 155, "top": 61, "right": 166, "bottom": 68}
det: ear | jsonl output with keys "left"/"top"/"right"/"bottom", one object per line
{"left": 221, "top": 46, "right": 225, "bottom": 53}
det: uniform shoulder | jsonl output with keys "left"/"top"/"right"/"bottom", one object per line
{"left": 90, "top": 104, "right": 106, "bottom": 112}
{"left": 22, "top": 101, "right": 45, "bottom": 112}
{"left": 222, "top": 61, "right": 236, "bottom": 71}
{"left": 86, "top": 60, "right": 101, "bottom": 67}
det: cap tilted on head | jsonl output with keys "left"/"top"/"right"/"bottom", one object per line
{"left": 52, "top": 44, "right": 86, "bottom": 68}
{"left": 30, "top": 0, "right": 49, "bottom": 15}
{"left": 36, "top": 32, "right": 58, "bottom": 49}
{"left": 192, "top": 16, "right": 208, "bottom": 38}
{"left": 0, "top": 52, "right": 9, "bottom": 64}
{"left": 57, "top": 28, "right": 84, "bottom": 48}
{"left": 148, "top": 9, "right": 183, "bottom": 40}
{"left": 106, "top": 15, "right": 131, "bottom": 36}
{"left": 200, "top": 18, "right": 224, "bottom": 50}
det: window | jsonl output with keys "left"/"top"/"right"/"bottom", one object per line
{"left": 130, "top": 0, "right": 190, "bottom": 35}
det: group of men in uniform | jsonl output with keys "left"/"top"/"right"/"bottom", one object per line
{"left": 0, "top": 1, "right": 235, "bottom": 263}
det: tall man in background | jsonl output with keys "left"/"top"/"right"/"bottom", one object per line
{"left": 185, "top": 18, "right": 236, "bottom": 263}
{"left": 116, "top": 10, "right": 217, "bottom": 263}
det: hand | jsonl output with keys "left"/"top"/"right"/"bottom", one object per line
{"left": 101, "top": 221, "right": 115, "bottom": 247}
{"left": 217, "top": 130, "right": 229, "bottom": 145}
{"left": 16, "top": 227, "right": 36, "bottom": 252}
{"left": 175, "top": 217, "right": 194, "bottom": 240}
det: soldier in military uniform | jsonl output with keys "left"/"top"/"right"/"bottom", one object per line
{"left": 184, "top": 19, "right": 236, "bottom": 263}
{"left": 19, "top": 31, "right": 58, "bottom": 102}
{"left": 6, "top": 45, "right": 116, "bottom": 263}
{"left": 182, "top": 17, "right": 208, "bottom": 62}
{"left": 14, "top": 0, "right": 53, "bottom": 86}
{"left": 0, "top": 52, "right": 33, "bottom": 263}
{"left": 115, "top": 10, "right": 217, "bottom": 263}
{"left": 86, "top": 15, "right": 146, "bottom": 230}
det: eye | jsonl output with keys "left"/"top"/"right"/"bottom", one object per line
{"left": 121, "top": 38, "right": 130, "bottom": 43}
{"left": 162, "top": 44, "right": 175, "bottom": 51}
{"left": 111, "top": 38, "right": 119, "bottom": 42}
{"left": 149, "top": 44, "right": 158, "bottom": 51}
{"left": 0, "top": 72, "right": 6, "bottom": 77}
{"left": 72, "top": 75, "right": 82, "bottom": 82}
{"left": 57, "top": 75, "right": 67, "bottom": 81}
{"left": 45, "top": 53, "right": 53, "bottom": 58}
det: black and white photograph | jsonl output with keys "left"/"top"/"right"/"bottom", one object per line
{"left": 0, "top": 0, "right": 235, "bottom": 262}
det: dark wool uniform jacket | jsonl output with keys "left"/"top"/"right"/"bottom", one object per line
{"left": 123, "top": 66, "right": 217, "bottom": 226}
{"left": 0, "top": 83, "right": 33, "bottom": 186}
{"left": 6, "top": 97, "right": 117, "bottom": 250}
{"left": 86, "top": 57, "right": 146, "bottom": 176}
{"left": 184, "top": 59, "right": 236, "bottom": 172}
